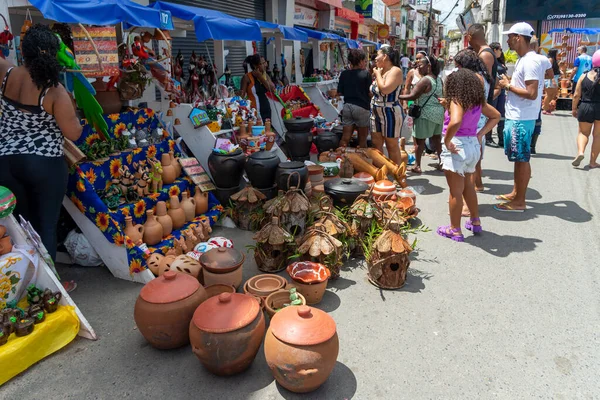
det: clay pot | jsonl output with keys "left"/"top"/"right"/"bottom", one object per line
{"left": 143, "top": 210, "right": 163, "bottom": 246}
{"left": 155, "top": 201, "right": 173, "bottom": 237}
{"left": 286, "top": 262, "right": 331, "bottom": 305}
{"left": 168, "top": 196, "right": 186, "bottom": 230}
{"left": 161, "top": 153, "right": 177, "bottom": 185}
{"left": 324, "top": 178, "right": 369, "bottom": 207}
{"left": 200, "top": 247, "right": 245, "bottom": 289}
{"left": 158, "top": 254, "right": 176, "bottom": 276}
{"left": 264, "top": 305, "right": 339, "bottom": 393}
{"left": 124, "top": 216, "right": 145, "bottom": 243}
{"left": 147, "top": 253, "right": 162, "bottom": 275}
{"left": 0, "top": 235, "right": 13, "bottom": 256}
{"left": 245, "top": 150, "right": 280, "bottom": 189}
{"left": 171, "top": 254, "right": 202, "bottom": 280}
{"left": 203, "top": 283, "right": 236, "bottom": 298}
{"left": 208, "top": 148, "right": 246, "bottom": 189}
{"left": 275, "top": 161, "right": 309, "bottom": 191}
{"left": 398, "top": 188, "right": 416, "bottom": 206}
{"left": 194, "top": 187, "right": 209, "bottom": 215}
{"left": 169, "top": 150, "right": 182, "bottom": 177}
{"left": 181, "top": 192, "right": 197, "bottom": 222}
{"left": 134, "top": 271, "right": 207, "bottom": 349}
{"left": 244, "top": 274, "right": 287, "bottom": 297}
{"left": 15, "top": 318, "right": 35, "bottom": 337}
{"left": 353, "top": 172, "right": 375, "bottom": 187}
{"left": 189, "top": 293, "right": 266, "bottom": 375}
{"left": 373, "top": 180, "right": 396, "bottom": 201}
{"left": 314, "top": 130, "right": 340, "bottom": 154}
{"left": 264, "top": 290, "right": 307, "bottom": 319}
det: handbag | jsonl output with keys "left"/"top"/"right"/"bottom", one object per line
{"left": 408, "top": 78, "right": 438, "bottom": 119}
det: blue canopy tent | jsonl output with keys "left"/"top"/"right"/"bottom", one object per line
{"left": 28, "top": 0, "right": 173, "bottom": 29}
{"left": 359, "top": 38, "right": 381, "bottom": 50}
{"left": 251, "top": 20, "right": 308, "bottom": 42}
{"left": 151, "top": 1, "right": 262, "bottom": 42}
{"left": 296, "top": 27, "right": 359, "bottom": 48}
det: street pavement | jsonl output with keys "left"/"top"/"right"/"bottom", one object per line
{"left": 3, "top": 111, "right": 599, "bottom": 399}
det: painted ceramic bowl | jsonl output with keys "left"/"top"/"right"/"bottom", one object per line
{"left": 353, "top": 172, "right": 375, "bottom": 187}
{"left": 319, "top": 162, "right": 339, "bottom": 177}
{"left": 194, "top": 242, "right": 219, "bottom": 254}
{"left": 286, "top": 262, "right": 331, "bottom": 284}
{"left": 208, "top": 237, "right": 234, "bottom": 248}
{"left": 373, "top": 180, "right": 396, "bottom": 201}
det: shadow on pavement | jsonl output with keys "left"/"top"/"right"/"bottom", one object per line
{"left": 465, "top": 231, "right": 542, "bottom": 257}
{"left": 480, "top": 200, "right": 593, "bottom": 223}
{"left": 482, "top": 169, "right": 514, "bottom": 181}
{"left": 276, "top": 361, "right": 357, "bottom": 400}
{"left": 407, "top": 178, "right": 445, "bottom": 195}
{"left": 316, "top": 290, "right": 341, "bottom": 313}
{"left": 328, "top": 276, "right": 357, "bottom": 292}
{"left": 482, "top": 183, "right": 542, "bottom": 200}
{"left": 532, "top": 153, "right": 573, "bottom": 161}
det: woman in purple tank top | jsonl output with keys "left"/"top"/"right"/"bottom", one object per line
{"left": 437, "top": 69, "right": 500, "bottom": 242}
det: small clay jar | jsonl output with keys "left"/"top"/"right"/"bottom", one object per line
{"left": 0, "top": 235, "right": 13, "bottom": 256}
{"left": 200, "top": 247, "right": 245, "bottom": 289}
{"left": 265, "top": 119, "right": 275, "bottom": 151}
{"left": 169, "top": 150, "right": 182, "bottom": 177}
{"left": 28, "top": 305, "right": 45, "bottom": 324}
{"left": 124, "top": 216, "right": 145, "bottom": 243}
{"left": 143, "top": 210, "right": 163, "bottom": 246}
{"left": 264, "top": 306, "right": 339, "bottom": 393}
{"left": 155, "top": 201, "right": 173, "bottom": 237}
{"left": 189, "top": 293, "right": 266, "bottom": 375}
{"left": 42, "top": 290, "right": 61, "bottom": 313}
{"left": 135, "top": 271, "right": 207, "bottom": 349}
{"left": 15, "top": 318, "right": 35, "bottom": 337}
{"left": 181, "top": 192, "right": 197, "bottom": 222}
{"left": 168, "top": 196, "right": 186, "bottom": 230}
{"left": 161, "top": 153, "right": 177, "bottom": 185}
{"left": 194, "top": 187, "right": 209, "bottom": 215}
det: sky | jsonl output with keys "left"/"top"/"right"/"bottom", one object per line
{"left": 435, "top": 0, "right": 464, "bottom": 31}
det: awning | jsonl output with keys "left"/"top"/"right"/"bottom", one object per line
{"left": 359, "top": 38, "right": 381, "bottom": 50}
{"left": 335, "top": 7, "right": 364, "bottom": 24}
{"left": 251, "top": 20, "right": 308, "bottom": 42}
{"left": 29, "top": 0, "right": 173, "bottom": 29}
{"left": 151, "top": 1, "right": 262, "bottom": 42}
{"left": 297, "top": 27, "right": 360, "bottom": 48}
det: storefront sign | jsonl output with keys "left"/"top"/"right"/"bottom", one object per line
{"left": 377, "top": 24, "right": 390, "bottom": 40}
{"left": 355, "top": 0, "right": 385, "bottom": 24}
{"left": 335, "top": 17, "right": 352, "bottom": 35}
{"left": 336, "top": 7, "right": 363, "bottom": 24}
{"left": 72, "top": 25, "right": 119, "bottom": 77}
{"left": 506, "top": 0, "right": 598, "bottom": 20}
{"left": 294, "top": 6, "right": 319, "bottom": 28}
{"left": 407, "top": 39, "right": 416, "bottom": 48}
{"left": 358, "top": 24, "right": 370, "bottom": 37}
{"left": 416, "top": 36, "right": 427, "bottom": 48}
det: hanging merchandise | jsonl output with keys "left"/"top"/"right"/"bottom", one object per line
{"left": 20, "top": 9, "right": 33, "bottom": 46}
{"left": 0, "top": 13, "right": 14, "bottom": 59}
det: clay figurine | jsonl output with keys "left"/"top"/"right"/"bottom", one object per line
{"left": 15, "top": 318, "right": 34, "bottom": 337}
{"left": 28, "top": 304, "right": 45, "bottom": 324}
{"left": 42, "top": 289, "right": 62, "bottom": 313}
{"left": 148, "top": 158, "right": 163, "bottom": 193}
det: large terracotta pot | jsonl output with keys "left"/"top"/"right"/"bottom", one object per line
{"left": 181, "top": 192, "right": 197, "bottom": 222}
{"left": 143, "top": 210, "right": 163, "bottom": 246}
{"left": 264, "top": 306, "right": 339, "bottom": 393}
{"left": 134, "top": 271, "right": 207, "bottom": 349}
{"left": 189, "top": 293, "right": 266, "bottom": 375}
{"left": 168, "top": 196, "right": 186, "bottom": 230}
{"left": 161, "top": 153, "right": 177, "bottom": 185}
{"left": 194, "top": 187, "right": 209, "bottom": 215}
{"left": 208, "top": 148, "right": 246, "bottom": 189}
{"left": 155, "top": 201, "right": 173, "bottom": 237}
{"left": 200, "top": 247, "right": 245, "bottom": 289}
{"left": 245, "top": 150, "right": 280, "bottom": 189}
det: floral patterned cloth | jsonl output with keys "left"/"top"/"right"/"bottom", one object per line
{"left": 67, "top": 109, "right": 222, "bottom": 275}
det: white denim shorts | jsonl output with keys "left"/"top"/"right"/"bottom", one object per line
{"left": 441, "top": 136, "right": 481, "bottom": 176}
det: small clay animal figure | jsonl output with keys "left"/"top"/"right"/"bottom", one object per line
{"left": 15, "top": 318, "right": 34, "bottom": 337}
{"left": 148, "top": 158, "right": 163, "bottom": 193}
{"left": 181, "top": 228, "right": 198, "bottom": 251}
{"left": 172, "top": 236, "right": 188, "bottom": 256}
{"left": 42, "top": 289, "right": 62, "bottom": 313}
{"left": 28, "top": 305, "right": 45, "bottom": 324}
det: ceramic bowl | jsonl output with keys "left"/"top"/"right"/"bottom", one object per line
{"left": 320, "top": 162, "right": 340, "bottom": 177}
{"left": 287, "top": 261, "right": 331, "bottom": 284}
{"left": 244, "top": 274, "right": 287, "bottom": 297}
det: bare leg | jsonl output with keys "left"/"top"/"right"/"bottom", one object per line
{"left": 385, "top": 137, "right": 402, "bottom": 167}
{"left": 463, "top": 173, "right": 480, "bottom": 223}
{"left": 590, "top": 121, "right": 600, "bottom": 166}
{"left": 474, "top": 159, "right": 484, "bottom": 191}
{"left": 371, "top": 131, "right": 384, "bottom": 152}
{"left": 430, "top": 134, "right": 443, "bottom": 169}
{"left": 445, "top": 170, "right": 465, "bottom": 230}
{"left": 411, "top": 138, "right": 425, "bottom": 173}
{"left": 503, "top": 161, "right": 529, "bottom": 209}
{"left": 357, "top": 127, "right": 369, "bottom": 149}
{"left": 339, "top": 125, "right": 354, "bottom": 148}
{"left": 576, "top": 121, "right": 593, "bottom": 157}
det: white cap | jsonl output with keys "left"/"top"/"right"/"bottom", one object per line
{"left": 502, "top": 22, "right": 535, "bottom": 37}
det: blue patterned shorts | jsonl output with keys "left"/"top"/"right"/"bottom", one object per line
{"left": 504, "top": 119, "right": 535, "bottom": 162}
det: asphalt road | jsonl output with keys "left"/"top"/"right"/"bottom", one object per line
{"left": 4, "top": 111, "right": 599, "bottom": 399}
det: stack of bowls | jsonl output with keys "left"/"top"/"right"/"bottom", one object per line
{"left": 308, "top": 164, "right": 325, "bottom": 188}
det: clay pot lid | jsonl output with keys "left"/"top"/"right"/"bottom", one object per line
{"left": 139, "top": 271, "right": 200, "bottom": 304}
{"left": 278, "top": 161, "right": 305, "bottom": 170}
{"left": 249, "top": 149, "right": 278, "bottom": 160}
{"left": 200, "top": 247, "right": 245, "bottom": 273}
{"left": 324, "top": 178, "right": 368, "bottom": 195}
{"left": 192, "top": 293, "right": 260, "bottom": 333}
{"left": 270, "top": 305, "right": 336, "bottom": 346}
{"left": 286, "top": 261, "right": 331, "bottom": 284}
{"left": 246, "top": 274, "right": 287, "bottom": 296}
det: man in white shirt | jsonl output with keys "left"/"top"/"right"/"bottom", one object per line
{"left": 529, "top": 36, "right": 553, "bottom": 154}
{"left": 495, "top": 22, "right": 547, "bottom": 212}
{"left": 400, "top": 54, "right": 410, "bottom": 81}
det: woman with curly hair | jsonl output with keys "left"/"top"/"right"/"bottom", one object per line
{"left": 437, "top": 69, "right": 500, "bottom": 242}
{"left": 0, "top": 24, "right": 82, "bottom": 262}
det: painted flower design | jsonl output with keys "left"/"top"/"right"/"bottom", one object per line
{"left": 76, "top": 180, "right": 86, "bottom": 192}
{"left": 137, "top": 116, "right": 147, "bottom": 125}
{"left": 113, "top": 122, "right": 127, "bottom": 138}
{"left": 129, "top": 259, "right": 144, "bottom": 274}
{"left": 109, "top": 158, "right": 122, "bottom": 179}
{"left": 95, "top": 212, "right": 109, "bottom": 231}
{"left": 84, "top": 169, "right": 97, "bottom": 185}
{"left": 85, "top": 133, "right": 101, "bottom": 146}
{"left": 146, "top": 109, "right": 155, "bottom": 118}
{"left": 113, "top": 232, "right": 125, "bottom": 246}
{"left": 125, "top": 237, "right": 135, "bottom": 248}
{"left": 146, "top": 145, "right": 157, "bottom": 160}
{"left": 126, "top": 153, "right": 133, "bottom": 164}
{"left": 70, "top": 196, "right": 85, "bottom": 213}
{"left": 108, "top": 114, "right": 120, "bottom": 122}
{"left": 133, "top": 200, "right": 146, "bottom": 218}
{"left": 168, "top": 186, "right": 180, "bottom": 197}
{"left": 122, "top": 207, "right": 130, "bottom": 217}
{"left": 0, "top": 275, "right": 12, "bottom": 297}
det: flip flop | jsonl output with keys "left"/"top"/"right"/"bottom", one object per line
{"left": 494, "top": 194, "right": 513, "bottom": 201}
{"left": 588, "top": 164, "right": 600, "bottom": 169}
{"left": 62, "top": 280, "right": 78, "bottom": 293}
{"left": 494, "top": 203, "right": 525, "bottom": 213}
{"left": 475, "top": 187, "right": 485, "bottom": 193}
{"left": 572, "top": 154, "right": 584, "bottom": 167}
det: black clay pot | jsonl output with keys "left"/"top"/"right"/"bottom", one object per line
{"left": 244, "top": 150, "right": 280, "bottom": 189}
{"left": 284, "top": 117, "right": 313, "bottom": 161}
{"left": 314, "top": 130, "right": 340, "bottom": 154}
{"left": 331, "top": 125, "right": 344, "bottom": 141}
{"left": 275, "top": 162, "right": 308, "bottom": 191}
{"left": 214, "top": 185, "right": 241, "bottom": 206}
{"left": 207, "top": 149, "right": 246, "bottom": 188}
{"left": 256, "top": 184, "right": 278, "bottom": 200}
{"left": 324, "top": 178, "right": 369, "bottom": 207}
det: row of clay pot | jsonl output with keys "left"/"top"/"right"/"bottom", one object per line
{"left": 124, "top": 188, "right": 209, "bottom": 246}
{"left": 134, "top": 271, "right": 338, "bottom": 393}
{"left": 160, "top": 152, "right": 182, "bottom": 185}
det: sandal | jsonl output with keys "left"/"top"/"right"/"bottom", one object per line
{"left": 410, "top": 166, "right": 422, "bottom": 174}
{"left": 465, "top": 217, "right": 483, "bottom": 234}
{"left": 436, "top": 226, "right": 464, "bottom": 242}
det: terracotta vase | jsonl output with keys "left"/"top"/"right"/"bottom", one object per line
{"left": 194, "top": 187, "right": 209, "bottom": 215}
{"left": 0, "top": 235, "right": 13, "bottom": 256}
{"left": 124, "top": 216, "right": 145, "bottom": 244}
{"left": 134, "top": 271, "right": 208, "bottom": 349}
{"left": 155, "top": 201, "right": 173, "bottom": 237}
{"left": 286, "top": 262, "right": 330, "bottom": 305}
{"left": 181, "top": 192, "right": 197, "bottom": 222}
{"left": 189, "top": 293, "right": 266, "bottom": 375}
{"left": 168, "top": 196, "right": 186, "bottom": 230}
{"left": 169, "top": 150, "right": 182, "bottom": 177}
{"left": 161, "top": 153, "right": 177, "bottom": 185}
{"left": 264, "top": 306, "right": 339, "bottom": 393}
{"left": 143, "top": 210, "right": 163, "bottom": 246}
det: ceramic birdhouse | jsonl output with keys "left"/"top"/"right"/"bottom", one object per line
{"left": 252, "top": 216, "right": 295, "bottom": 273}
{"left": 229, "top": 185, "right": 267, "bottom": 231}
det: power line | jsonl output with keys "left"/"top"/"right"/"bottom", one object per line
{"left": 439, "top": 0, "right": 460, "bottom": 24}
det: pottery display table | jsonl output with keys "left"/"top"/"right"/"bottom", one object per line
{"left": 64, "top": 109, "right": 222, "bottom": 284}
{"left": 300, "top": 80, "right": 340, "bottom": 123}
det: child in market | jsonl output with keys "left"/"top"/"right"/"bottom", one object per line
{"left": 437, "top": 69, "right": 500, "bottom": 242}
